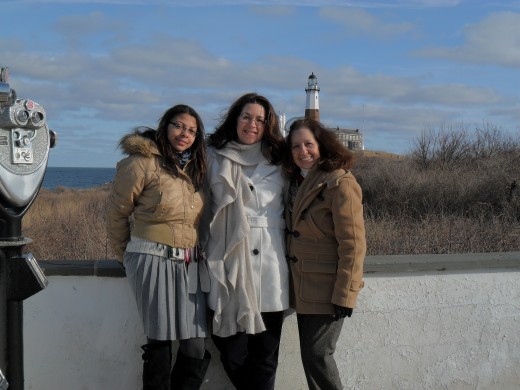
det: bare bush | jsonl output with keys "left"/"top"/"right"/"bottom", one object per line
{"left": 410, "top": 123, "right": 471, "bottom": 170}
{"left": 365, "top": 214, "right": 520, "bottom": 255}
{"left": 411, "top": 122, "right": 520, "bottom": 170}
{"left": 356, "top": 124, "right": 520, "bottom": 254}
{"left": 359, "top": 125, "right": 520, "bottom": 220}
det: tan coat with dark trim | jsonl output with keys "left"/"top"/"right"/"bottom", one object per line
{"left": 285, "top": 167, "right": 366, "bottom": 314}
{"left": 106, "top": 132, "right": 203, "bottom": 261}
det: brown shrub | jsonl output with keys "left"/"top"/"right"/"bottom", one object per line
{"left": 365, "top": 213, "right": 520, "bottom": 255}
{"left": 356, "top": 124, "right": 520, "bottom": 255}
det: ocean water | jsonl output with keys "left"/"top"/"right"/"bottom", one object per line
{"left": 42, "top": 167, "right": 116, "bottom": 189}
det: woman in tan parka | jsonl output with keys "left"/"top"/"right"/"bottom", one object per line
{"left": 283, "top": 118, "right": 366, "bottom": 390}
{"left": 106, "top": 104, "right": 210, "bottom": 390}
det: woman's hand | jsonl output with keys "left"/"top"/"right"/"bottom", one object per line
{"left": 334, "top": 304, "right": 353, "bottom": 320}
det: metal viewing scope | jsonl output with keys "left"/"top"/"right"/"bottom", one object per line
{"left": 1, "top": 65, "right": 54, "bottom": 390}
{"left": 0, "top": 66, "right": 57, "bottom": 210}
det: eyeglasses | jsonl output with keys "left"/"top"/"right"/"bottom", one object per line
{"left": 170, "top": 121, "right": 198, "bottom": 138}
{"left": 239, "top": 113, "right": 266, "bottom": 128}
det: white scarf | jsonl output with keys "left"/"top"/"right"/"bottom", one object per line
{"left": 207, "top": 141, "right": 266, "bottom": 336}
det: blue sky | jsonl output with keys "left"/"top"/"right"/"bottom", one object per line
{"left": 3, "top": 0, "right": 520, "bottom": 167}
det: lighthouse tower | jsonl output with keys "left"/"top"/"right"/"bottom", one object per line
{"left": 305, "top": 72, "right": 320, "bottom": 121}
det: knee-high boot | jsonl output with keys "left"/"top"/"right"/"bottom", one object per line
{"left": 170, "top": 350, "right": 211, "bottom": 390}
{"left": 141, "top": 341, "right": 172, "bottom": 390}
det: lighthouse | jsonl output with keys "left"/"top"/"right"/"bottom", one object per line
{"left": 305, "top": 72, "right": 320, "bottom": 121}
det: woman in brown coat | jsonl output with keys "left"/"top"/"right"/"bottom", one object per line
{"left": 107, "top": 104, "right": 210, "bottom": 390}
{"left": 283, "top": 118, "right": 366, "bottom": 390}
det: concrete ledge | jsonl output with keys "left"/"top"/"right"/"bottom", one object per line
{"left": 364, "top": 251, "right": 520, "bottom": 274}
{"left": 38, "top": 251, "right": 520, "bottom": 277}
{"left": 0, "top": 237, "right": 32, "bottom": 247}
{"left": 39, "top": 259, "right": 125, "bottom": 277}
{"left": 24, "top": 252, "right": 520, "bottom": 389}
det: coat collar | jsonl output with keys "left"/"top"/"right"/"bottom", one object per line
{"left": 292, "top": 167, "right": 348, "bottom": 221}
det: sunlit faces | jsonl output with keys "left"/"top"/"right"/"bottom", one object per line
{"left": 237, "top": 103, "right": 265, "bottom": 145}
{"left": 167, "top": 113, "right": 197, "bottom": 152}
{"left": 291, "top": 127, "right": 321, "bottom": 170}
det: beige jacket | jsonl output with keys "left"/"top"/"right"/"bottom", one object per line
{"left": 285, "top": 167, "right": 366, "bottom": 314}
{"left": 106, "top": 132, "right": 203, "bottom": 261}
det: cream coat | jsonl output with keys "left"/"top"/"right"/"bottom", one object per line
{"left": 285, "top": 167, "right": 366, "bottom": 314}
{"left": 106, "top": 133, "right": 203, "bottom": 261}
{"left": 199, "top": 144, "right": 289, "bottom": 336}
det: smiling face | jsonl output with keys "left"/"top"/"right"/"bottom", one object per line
{"left": 167, "top": 112, "right": 197, "bottom": 152}
{"left": 236, "top": 103, "right": 266, "bottom": 145}
{"left": 290, "top": 126, "right": 321, "bottom": 170}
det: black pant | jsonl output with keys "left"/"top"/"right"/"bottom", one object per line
{"left": 211, "top": 311, "right": 284, "bottom": 390}
{"left": 297, "top": 313, "right": 345, "bottom": 390}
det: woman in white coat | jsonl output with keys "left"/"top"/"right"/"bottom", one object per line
{"left": 199, "top": 93, "right": 289, "bottom": 390}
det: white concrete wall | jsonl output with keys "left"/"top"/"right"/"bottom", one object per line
{"left": 23, "top": 256, "right": 520, "bottom": 390}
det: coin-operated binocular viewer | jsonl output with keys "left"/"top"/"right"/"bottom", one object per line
{"left": 0, "top": 66, "right": 57, "bottom": 390}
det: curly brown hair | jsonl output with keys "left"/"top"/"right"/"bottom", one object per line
{"left": 283, "top": 117, "right": 354, "bottom": 178}
{"left": 208, "top": 93, "right": 284, "bottom": 165}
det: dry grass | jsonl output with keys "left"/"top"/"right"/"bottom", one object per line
{"left": 21, "top": 125, "right": 520, "bottom": 260}
{"left": 364, "top": 214, "right": 520, "bottom": 255}
{"left": 23, "top": 185, "right": 117, "bottom": 260}
{"left": 356, "top": 125, "right": 520, "bottom": 255}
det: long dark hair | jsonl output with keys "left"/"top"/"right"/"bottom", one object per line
{"left": 283, "top": 117, "right": 354, "bottom": 178}
{"left": 208, "top": 92, "right": 284, "bottom": 165}
{"left": 137, "top": 104, "right": 207, "bottom": 189}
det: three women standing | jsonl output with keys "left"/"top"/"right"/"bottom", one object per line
{"left": 106, "top": 104, "right": 211, "bottom": 390}
{"left": 107, "top": 97, "right": 366, "bottom": 390}
{"left": 200, "top": 93, "right": 289, "bottom": 390}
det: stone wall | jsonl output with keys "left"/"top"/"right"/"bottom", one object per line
{"left": 22, "top": 253, "right": 520, "bottom": 389}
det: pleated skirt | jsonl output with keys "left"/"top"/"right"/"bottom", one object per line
{"left": 123, "top": 251, "right": 208, "bottom": 341}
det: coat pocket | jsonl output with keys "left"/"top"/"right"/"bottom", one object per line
{"left": 303, "top": 213, "right": 326, "bottom": 240}
{"left": 349, "top": 280, "right": 365, "bottom": 292}
{"left": 300, "top": 260, "right": 336, "bottom": 303}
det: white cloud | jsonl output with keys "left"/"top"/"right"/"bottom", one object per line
{"left": 400, "top": 84, "right": 504, "bottom": 107}
{"left": 414, "top": 11, "right": 520, "bottom": 67}
{"left": 320, "top": 7, "right": 415, "bottom": 37}
{"left": 4, "top": 1, "right": 519, "bottom": 167}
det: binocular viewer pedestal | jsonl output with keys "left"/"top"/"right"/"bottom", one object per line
{"left": 0, "top": 66, "right": 54, "bottom": 390}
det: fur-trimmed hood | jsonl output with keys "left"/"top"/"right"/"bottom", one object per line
{"left": 119, "top": 131, "right": 161, "bottom": 158}
{"left": 107, "top": 130, "right": 203, "bottom": 261}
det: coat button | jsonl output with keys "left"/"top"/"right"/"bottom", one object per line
{"left": 252, "top": 249, "right": 259, "bottom": 255}
{"left": 293, "top": 230, "right": 300, "bottom": 238}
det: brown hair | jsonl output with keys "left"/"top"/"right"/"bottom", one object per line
{"left": 208, "top": 92, "right": 284, "bottom": 164}
{"left": 283, "top": 117, "right": 354, "bottom": 177}
{"left": 136, "top": 104, "right": 207, "bottom": 190}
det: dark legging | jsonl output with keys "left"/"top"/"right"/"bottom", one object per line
{"left": 297, "top": 313, "right": 345, "bottom": 390}
{"left": 147, "top": 337, "right": 205, "bottom": 359}
{"left": 211, "top": 311, "right": 284, "bottom": 390}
